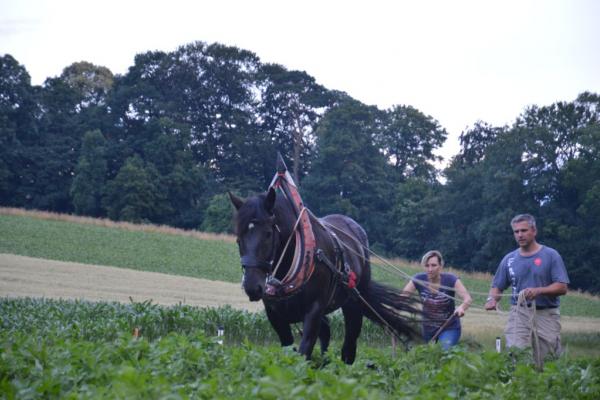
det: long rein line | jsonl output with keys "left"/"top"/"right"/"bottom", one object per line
{"left": 279, "top": 206, "right": 540, "bottom": 352}
{"left": 302, "top": 211, "right": 415, "bottom": 343}
{"left": 310, "top": 212, "right": 513, "bottom": 313}
{"left": 269, "top": 205, "right": 404, "bottom": 342}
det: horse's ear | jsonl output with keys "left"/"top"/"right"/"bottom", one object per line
{"left": 228, "top": 191, "right": 244, "bottom": 210}
{"left": 265, "top": 187, "right": 276, "bottom": 214}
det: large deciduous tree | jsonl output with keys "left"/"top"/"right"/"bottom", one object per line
{"left": 376, "top": 105, "right": 447, "bottom": 182}
{"left": 257, "top": 64, "right": 335, "bottom": 183}
{"left": 17, "top": 61, "right": 116, "bottom": 212}
{"left": 70, "top": 130, "right": 107, "bottom": 217}
{"left": 441, "top": 123, "right": 536, "bottom": 272}
{"left": 303, "top": 99, "right": 392, "bottom": 249}
{"left": 0, "top": 55, "right": 39, "bottom": 205}
{"left": 530, "top": 93, "right": 600, "bottom": 292}
{"left": 102, "top": 155, "right": 168, "bottom": 223}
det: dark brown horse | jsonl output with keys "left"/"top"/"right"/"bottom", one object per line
{"left": 229, "top": 183, "right": 419, "bottom": 364}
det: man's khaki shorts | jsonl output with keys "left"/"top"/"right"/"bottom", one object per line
{"left": 505, "top": 305, "right": 562, "bottom": 359}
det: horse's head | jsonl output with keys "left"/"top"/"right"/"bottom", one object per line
{"left": 229, "top": 188, "right": 281, "bottom": 301}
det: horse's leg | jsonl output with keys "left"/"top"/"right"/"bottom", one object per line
{"left": 298, "top": 302, "right": 324, "bottom": 359}
{"left": 341, "top": 300, "right": 363, "bottom": 364}
{"left": 318, "top": 316, "right": 331, "bottom": 354}
{"left": 265, "top": 307, "right": 294, "bottom": 347}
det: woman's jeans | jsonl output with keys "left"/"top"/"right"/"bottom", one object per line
{"left": 424, "top": 328, "right": 461, "bottom": 350}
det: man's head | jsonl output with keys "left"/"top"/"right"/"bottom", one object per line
{"left": 510, "top": 214, "right": 537, "bottom": 249}
{"left": 511, "top": 214, "right": 536, "bottom": 229}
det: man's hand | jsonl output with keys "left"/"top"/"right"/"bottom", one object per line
{"left": 454, "top": 305, "right": 466, "bottom": 317}
{"left": 523, "top": 287, "right": 541, "bottom": 301}
{"left": 484, "top": 298, "right": 498, "bottom": 311}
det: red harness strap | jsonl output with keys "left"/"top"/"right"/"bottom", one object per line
{"left": 347, "top": 271, "right": 357, "bottom": 289}
{"left": 264, "top": 160, "right": 317, "bottom": 298}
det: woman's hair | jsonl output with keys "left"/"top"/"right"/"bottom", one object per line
{"left": 421, "top": 250, "right": 444, "bottom": 268}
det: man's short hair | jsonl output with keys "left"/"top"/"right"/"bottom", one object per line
{"left": 511, "top": 214, "right": 536, "bottom": 228}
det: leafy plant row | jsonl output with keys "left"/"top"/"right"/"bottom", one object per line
{"left": 1, "top": 298, "right": 600, "bottom": 399}
{"left": 2, "top": 326, "right": 599, "bottom": 398}
{"left": 0, "top": 298, "right": 396, "bottom": 346}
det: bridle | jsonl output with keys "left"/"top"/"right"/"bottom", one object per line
{"left": 239, "top": 219, "right": 281, "bottom": 274}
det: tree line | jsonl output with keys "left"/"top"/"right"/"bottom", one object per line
{"left": 1, "top": 42, "right": 599, "bottom": 293}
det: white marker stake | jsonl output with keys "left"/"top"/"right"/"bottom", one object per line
{"left": 217, "top": 326, "right": 224, "bottom": 345}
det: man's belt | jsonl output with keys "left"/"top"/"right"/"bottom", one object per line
{"left": 517, "top": 303, "right": 558, "bottom": 310}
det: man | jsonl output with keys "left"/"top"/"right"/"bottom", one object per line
{"left": 485, "top": 214, "right": 569, "bottom": 360}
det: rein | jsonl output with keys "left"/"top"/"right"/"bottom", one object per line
{"left": 429, "top": 314, "right": 457, "bottom": 343}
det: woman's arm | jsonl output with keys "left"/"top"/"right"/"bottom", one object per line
{"left": 454, "top": 279, "right": 472, "bottom": 317}
{"left": 402, "top": 280, "right": 416, "bottom": 294}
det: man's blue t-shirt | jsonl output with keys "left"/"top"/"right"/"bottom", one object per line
{"left": 412, "top": 272, "right": 461, "bottom": 335}
{"left": 492, "top": 245, "right": 569, "bottom": 307}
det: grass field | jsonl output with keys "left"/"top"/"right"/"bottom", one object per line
{"left": 0, "top": 210, "right": 241, "bottom": 283}
{"left": 2, "top": 208, "right": 599, "bottom": 319}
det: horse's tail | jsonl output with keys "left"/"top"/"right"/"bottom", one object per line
{"left": 360, "top": 280, "right": 421, "bottom": 341}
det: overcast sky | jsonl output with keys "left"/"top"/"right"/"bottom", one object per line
{"left": 2, "top": 0, "right": 599, "bottom": 162}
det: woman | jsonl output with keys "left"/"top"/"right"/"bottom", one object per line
{"left": 402, "top": 250, "right": 472, "bottom": 349}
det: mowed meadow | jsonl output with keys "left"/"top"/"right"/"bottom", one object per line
{"left": 2, "top": 208, "right": 599, "bottom": 319}
{"left": 1, "top": 208, "right": 600, "bottom": 399}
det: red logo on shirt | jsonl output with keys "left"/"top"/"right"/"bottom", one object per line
{"left": 534, "top": 258, "right": 542, "bottom": 266}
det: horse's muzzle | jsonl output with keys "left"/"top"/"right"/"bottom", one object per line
{"left": 243, "top": 278, "right": 264, "bottom": 301}
{"left": 246, "top": 287, "right": 263, "bottom": 302}
{"left": 241, "top": 264, "right": 267, "bottom": 301}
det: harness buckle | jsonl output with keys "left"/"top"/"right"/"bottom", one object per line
{"left": 266, "top": 275, "right": 282, "bottom": 286}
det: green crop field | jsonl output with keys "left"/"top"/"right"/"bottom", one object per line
{"left": 1, "top": 298, "right": 599, "bottom": 399}
{"left": 1, "top": 209, "right": 600, "bottom": 398}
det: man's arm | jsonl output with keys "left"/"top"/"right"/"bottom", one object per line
{"left": 523, "top": 282, "right": 568, "bottom": 301}
{"left": 484, "top": 287, "right": 502, "bottom": 311}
